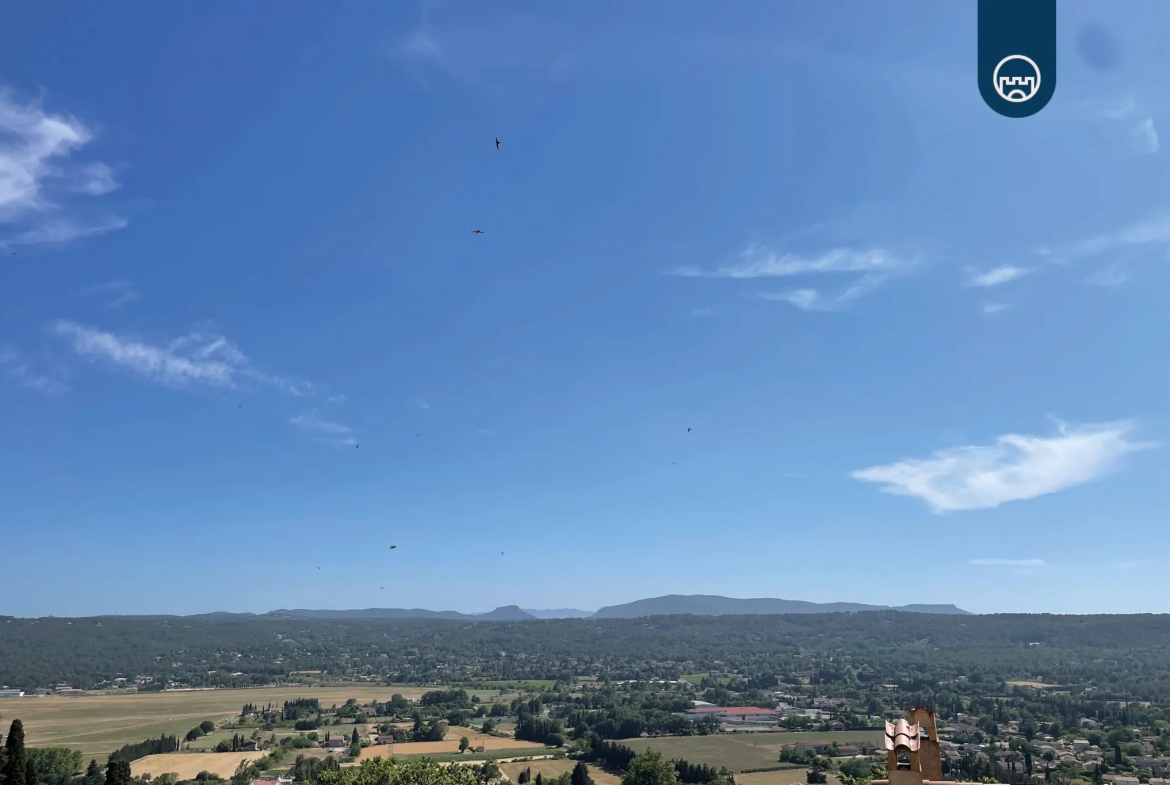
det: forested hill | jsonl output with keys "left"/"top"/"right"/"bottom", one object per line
{"left": 590, "top": 594, "right": 970, "bottom": 617}
{"left": 3, "top": 612, "right": 1170, "bottom": 699}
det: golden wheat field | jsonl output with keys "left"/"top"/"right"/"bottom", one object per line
{"left": 130, "top": 752, "right": 264, "bottom": 779}
{"left": 14, "top": 685, "right": 443, "bottom": 757}
{"left": 499, "top": 759, "right": 621, "bottom": 785}
{"left": 355, "top": 728, "right": 546, "bottom": 759}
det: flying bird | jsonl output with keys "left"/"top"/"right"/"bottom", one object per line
{"left": 687, "top": 428, "right": 692, "bottom": 433}
{"left": 495, "top": 137, "right": 500, "bottom": 150}
{"left": 355, "top": 444, "right": 359, "bottom": 448}
{"left": 389, "top": 545, "right": 397, "bottom": 550}
{"left": 471, "top": 229, "right": 484, "bottom": 234}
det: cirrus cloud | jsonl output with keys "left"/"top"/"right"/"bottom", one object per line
{"left": 52, "top": 320, "right": 326, "bottom": 397}
{"left": 851, "top": 420, "right": 1153, "bottom": 513}
{"left": 0, "top": 88, "right": 125, "bottom": 248}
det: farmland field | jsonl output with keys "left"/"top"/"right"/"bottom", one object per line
{"left": 356, "top": 728, "right": 545, "bottom": 759}
{"left": 737, "top": 771, "right": 834, "bottom": 785}
{"left": 619, "top": 731, "right": 883, "bottom": 773}
{"left": 13, "top": 685, "right": 448, "bottom": 757}
{"left": 500, "top": 759, "right": 621, "bottom": 785}
{"left": 477, "top": 680, "right": 557, "bottom": 690}
{"left": 130, "top": 752, "right": 264, "bottom": 779}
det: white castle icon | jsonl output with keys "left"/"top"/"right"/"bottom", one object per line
{"left": 993, "top": 55, "right": 1041, "bottom": 103}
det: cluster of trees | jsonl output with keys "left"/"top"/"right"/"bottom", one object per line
{"left": 409, "top": 718, "right": 447, "bottom": 743}
{"left": 212, "top": 735, "right": 253, "bottom": 754}
{"left": 108, "top": 736, "right": 179, "bottom": 764}
{"left": 2, "top": 721, "right": 109, "bottom": 785}
{"left": 578, "top": 737, "right": 732, "bottom": 785}
{"left": 516, "top": 762, "right": 595, "bottom": 785}
{"left": 283, "top": 699, "right": 320, "bottom": 721}
{"left": 421, "top": 690, "right": 471, "bottom": 708}
{"left": 672, "top": 761, "right": 735, "bottom": 785}
{"left": 183, "top": 722, "right": 216, "bottom": 742}
{"left": 515, "top": 717, "right": 565, "bottom": 747}
{"left": 311, "top": 757, "right": 485, "bottom": 785}
{"left": 621, "top": 749, "right": 732, "bottom": 785}
{"left": 11, "top": 612, "right": 1170, "bottom": 695}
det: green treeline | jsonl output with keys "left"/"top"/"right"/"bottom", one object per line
{"left": 107, "top": 736, "right": 179, "bottom": 764}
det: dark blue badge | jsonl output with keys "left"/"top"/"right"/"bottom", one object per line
{"left": 978, "top": 0, "right": 1057, "bottom": 118}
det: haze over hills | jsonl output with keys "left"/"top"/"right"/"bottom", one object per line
{"left": 203, "top": 595, "right": 969, "bottom": 620}
{"left": 590, "top": 594, "right": 971, "bottom": 618}
{"left": 523, "top": 608, "right": 594, "bottom": 619}
{"left": 68, "top": 595, "right": 971, "bottom": 621}
{"left": 266, "top": 605, "right": 536, "bottom": 621}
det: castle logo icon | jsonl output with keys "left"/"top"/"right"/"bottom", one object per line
{"left": 993, "top": 54, "right": 1041, "bottom": 103}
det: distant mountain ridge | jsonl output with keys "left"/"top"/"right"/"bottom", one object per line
{"left": 267, "top": 605, "right": 535, "bottom": 621}
{"left": 112, "top": 596, "right": 971, "bottom": 621}
{"left": 590, "top": 594, "right": 971, "bottom": 618}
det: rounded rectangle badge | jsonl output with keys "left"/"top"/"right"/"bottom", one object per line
{"left": 978, "top": 0, "right": 1056, "bottom": 118}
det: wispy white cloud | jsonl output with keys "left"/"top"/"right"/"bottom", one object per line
{"left": 982, "top": 302, "right": 1009, "bottom": 316}
{"left": 1111, "top": 559, "right": 1145, "bottom": 570}
{"left": 968, "top": 265, "right": 1029, "bottom": 287}
{"left": 759, "top": 288, "right": 826, "bottom": 311}
{"left": 1047, "top": 209, "right": 1170, "bottom": 271}
{"left": 290, "top": 410, "right": 357, "bottom": 447}
{"left": 675, "top": 244, "right": 914, "bottom": 312}
{"left": 70, "top": 162, "right": 119, "bottom": 196}
{"left": 0, "top": 344, "right": 67, "bottom": 395}
{"left": 395, "top": 29, "right": 443, "bottom": 61}
{"left": 671, "top": 246, "right": 913, "bottom": 279}
{"left": 1095, "top": 99, "right": 1159, "bottom": 155}
{"left": 10, "top": 215, "right": 127, "bottom": 246}
{"left": 0, "top": 88, "right": 125, "bottom": 247}
{"left": 415, "top": 397, "right": 432, "bottom": 411}
{"left": 969, "top": 558, "right": 1045, "bottom": 567}
{"left": 759, "top": 273, "right": 888, "bottom": 312}
{"left": 53, "top": 320, "right": 325, "bottom": 397}
{"left": 851, "top": 420, "right": 1153, "bottom": 513}
{"left": 1133, "top": 118, "right": 1160, "bottom": 155}
{"left": 1086, "top": 263, "right": 1128, "bottom": 288}
{"left": 77, "top": 280, "right": 140, "bottom": 309}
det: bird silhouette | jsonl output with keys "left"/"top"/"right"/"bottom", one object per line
{"left": 389, "top": 545, "right": 397, "bottom": 550}
{"left": 471, "top": 229, "right": 484, "bottom": 235}
{"left": 317, "top": 566, "right": 321, "bottom": 570}
{"left": 495, "top": 137, "right": 500, "bottom": 150}
{"left": 355, "top": 444, "right": 360, "bottom": 448}
{"left": 687, "top": 428, "right": 692, "bottom": 433}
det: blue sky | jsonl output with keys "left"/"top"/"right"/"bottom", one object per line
{"left": 2, "top": 1, "right": 1168, "bottom": 617}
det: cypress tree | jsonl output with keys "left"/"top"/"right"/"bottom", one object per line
{"left": 2, "top": 719, "right": 27, "bottom": 785}
{"left": 104, "top": 761, "right": 131, "bottom": 785}
{"left": 571, "top": 761, "right": 594, "bottom": 785}
{"left": 24, "top": 758, "right": 35, "bottom": 785}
